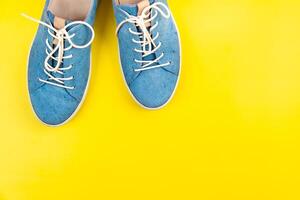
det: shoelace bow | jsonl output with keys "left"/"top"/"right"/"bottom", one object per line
{"left": 116, "top": 2, "right": 171, "bottom": 72}
{"left": 22, "top": 14, "right": 95, "bottom": 89}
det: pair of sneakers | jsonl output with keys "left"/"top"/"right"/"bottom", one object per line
{"left": 25, "top": 0, "right": 181, "bottom": 126}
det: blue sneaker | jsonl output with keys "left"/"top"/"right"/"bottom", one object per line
{"left": 113, "top": 0, "right": 181, "bottom": 110}
{"left": 24, "top": 0, "right": 98, "bottom": 126}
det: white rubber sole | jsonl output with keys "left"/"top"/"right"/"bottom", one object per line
{"left": 27, "top": 28, "right": 92, "bottom": 127}
{"left": 117, "top": 11, "right": 182, "bottom": 110}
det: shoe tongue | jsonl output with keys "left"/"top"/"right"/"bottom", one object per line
{"left": 53, "top": 16, "right": 66, "bottom": 29}
{"left": 46, "top": 10, "right": 71, "bottom": 29}
{"left": 137, "top": 0, "right": 150, "bottom": 15}
{"left": 119, "top": 0, "right": 155, "bottom": 16}
{"left": 137, "top": 0, "right": 152, "bottom": 27}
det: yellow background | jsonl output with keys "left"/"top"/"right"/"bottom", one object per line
{"left": 1, "top": 0, "right": 300, "bottom": 199}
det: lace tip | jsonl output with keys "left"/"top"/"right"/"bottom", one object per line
{"left": 20, "top": 13, "right": 36, "bottom": 22}
{"left": 20, "top": 13, "right": 30, "bottom": 19}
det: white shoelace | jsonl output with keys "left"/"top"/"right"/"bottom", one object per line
{"left": 22, "top": 14, "right": 95, "bottom": 90}
{"left": 116, "top": 2, "right": 171, "bottom": 72}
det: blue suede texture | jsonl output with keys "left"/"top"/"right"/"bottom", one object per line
{"left": 113, "top": 0, "right": 181, "bottom": 109}
{"left": 28, "top": 0, "right": 98, "bottom": 125}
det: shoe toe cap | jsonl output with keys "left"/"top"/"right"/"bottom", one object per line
{"left": 129, "top": 69, "right": 179, "bottom": 109}
{"left": 30, "top": 85, "right": 80, "bottom": 126}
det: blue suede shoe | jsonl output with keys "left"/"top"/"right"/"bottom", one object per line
{"left": 113, "top": 0, "right": 181, "bottom": 109}
{"left": 24, "top": 0, "right": 98, "bottom": 126}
